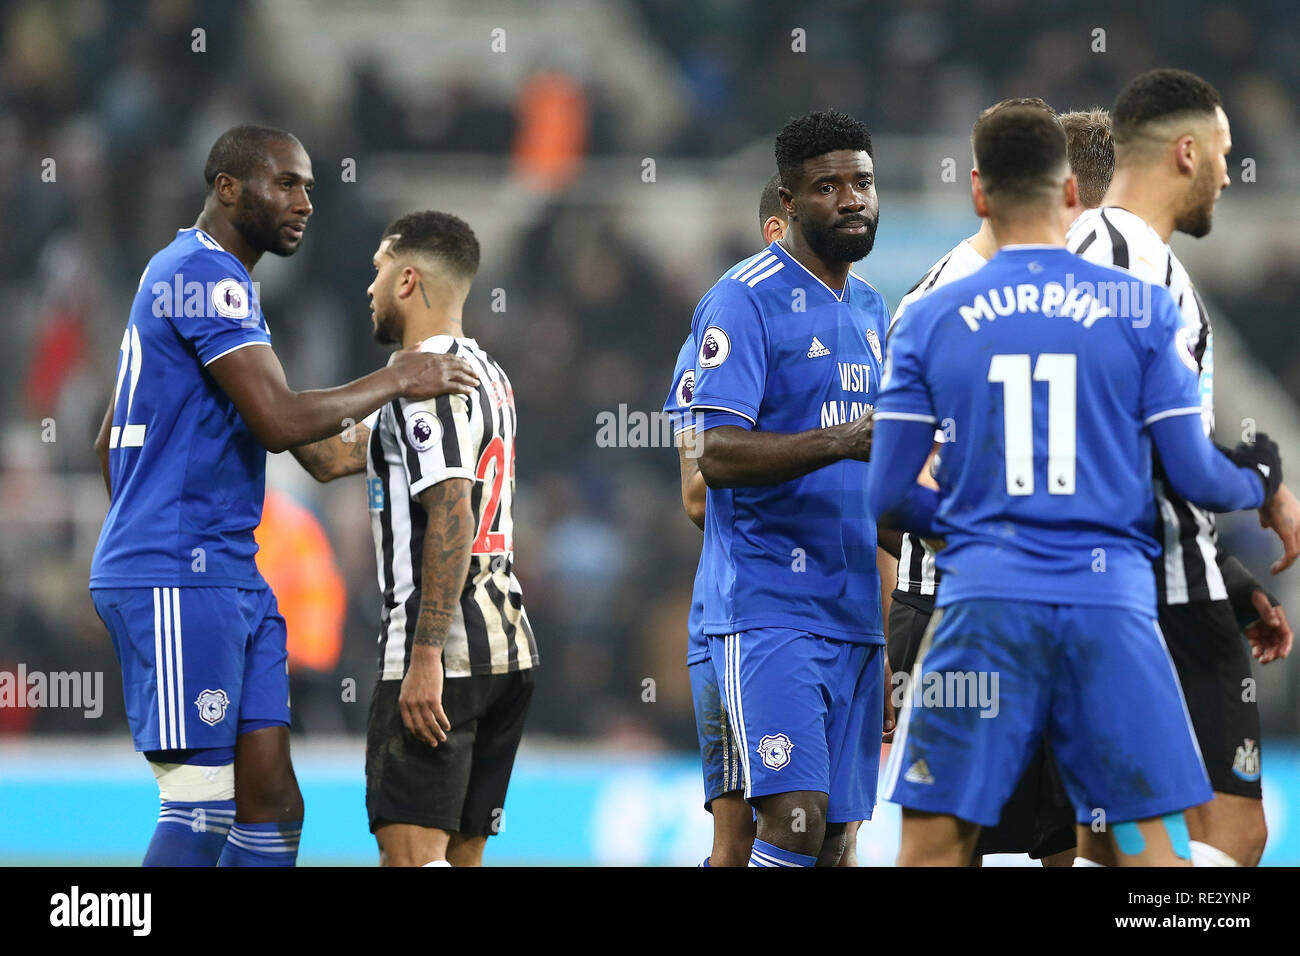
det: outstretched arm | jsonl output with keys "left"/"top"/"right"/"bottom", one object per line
{"left": 206, "top": 344, "right": 477, "bottom": 453}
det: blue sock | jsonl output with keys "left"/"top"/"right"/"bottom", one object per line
{"left": 748, "top": 837, "right": 816, "bottom": 867}
{"left": 143, "top": 800, "right": 235, "bottom": 866}
{"left": 218, "top": 821, "right": 302, "bottom": 867}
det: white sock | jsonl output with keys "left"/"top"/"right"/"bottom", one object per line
{"left": 1190, "top": 840, "right": 1241, "bottom": 867}
{"left": 1072, "top": 856, "right": 1106, "bottom": 867}
{"left": 421, "top": 859, "right": 452, "bottom": 867}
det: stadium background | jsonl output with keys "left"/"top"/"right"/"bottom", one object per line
{"left": 1, "top": 0, "right": 1298, "bottom": 864}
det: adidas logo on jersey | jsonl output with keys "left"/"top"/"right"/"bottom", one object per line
{"left": 807, "top": 336, "right": 830, "bottom": 358}
{"left": 904, "top": 760, "right": 934, "bottom": 785}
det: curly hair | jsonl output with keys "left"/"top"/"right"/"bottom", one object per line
{"left": 775, "top": 109, "right": 873, "bottom": 188}
{"left": 381, "top": 211, "right": 480, "bottom": 278}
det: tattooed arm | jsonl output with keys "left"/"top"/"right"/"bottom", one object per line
{"left": 398, "top": 477, "right": 475, "bottom": 747}
{"left": 290, "top": 424, "right": 372, "bottom": 482}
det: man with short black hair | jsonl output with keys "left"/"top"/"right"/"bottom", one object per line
{"left": 91, "top": 126, "right": 477, "bottom": 866}
{"left": 358, "top": 211, "right": 537, "bottom": 867}
{"left": 690, "top": 109, "right": 891, "bottom": 867}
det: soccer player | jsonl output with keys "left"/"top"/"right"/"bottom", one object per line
{"left": 887, "top": 98, "right": 1117, "bottom": 867}
{"left": 90, "top": 125, "right": 478, "bottom": 867}
{"left": 1067, "top": 68, "right": 1297, "bottom": 867}
{"left": 662, "top": 175, "right": 785, "bottom": 867}
{"left": 690, "top": 110, "right": 888, "bottom": 867}
{"left": 357, "top": 212, "right": 536, "bottom": 867}
{"left": 869, "top": 105, "right": 1282, "bottom": 866}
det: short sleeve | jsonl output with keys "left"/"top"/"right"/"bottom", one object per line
{"left": 393, "top": 393, "right": 478, "bottom": 498}
{"left": 874, "top": 308, "right": 937, "bottom": 424}
{"left": 1140, "top": 285, "right": 1203, "bottom": 426}
{"left": 162, "top": 249, "right": 271, "bottom": 366}
{"left": 661, "top": 333, "right": 697, "bottom": 435}
{"left": 688, "top": 285, "right": 768, "bottom": 430}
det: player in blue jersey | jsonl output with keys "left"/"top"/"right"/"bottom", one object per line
{"left": 868, "top": 106, "right": 1282, "bottom": 866}
{"left": 690, "top": 111, "right": 894, "bottom": 867}
{"left": 664, "top": 176, "right": 785, "bottom": 867}
{"left": 90, "top": 125, "right": 478, "bottom": 866}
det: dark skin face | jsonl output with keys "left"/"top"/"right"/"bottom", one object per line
{"left": 779, "top": 149, "right": 878, "bottom": 291}
{"left": 195, "top": 138, "right": 315, "bottom": 273}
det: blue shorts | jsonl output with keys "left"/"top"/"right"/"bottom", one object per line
{"left": 91, "top": 586, "right": 291, "bottom": 753}
{"left": 710, "top": 628, "right": 883, "bottom": 823}
{"left": 883, "top": 600, "right": 1212, "bottom": 827}
{"left": 688, "top": 657, "right": 743, "bottom": 810}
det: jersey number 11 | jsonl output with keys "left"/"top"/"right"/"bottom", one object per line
{"left": 987, "top": 353, "right": 1076, "bottom": 496}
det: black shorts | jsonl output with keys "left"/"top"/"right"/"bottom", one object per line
{"left": 887, "top": 594, "right": 1076, "bottom": 859}
{"left": 366, "top": 670, "right": 535, "bottom": 836}
{"left": 1159, "top": 599, "right": 1262, "bottom": 799}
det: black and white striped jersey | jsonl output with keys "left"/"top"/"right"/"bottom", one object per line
{"left": 890, "top": 238, "right": 987, "bottom": 602}
{"left": 1068, "top": 206, "right": 1226, "bottom": 606}
{"left": 366, "top": 335, "right": 538, "bottom": 680}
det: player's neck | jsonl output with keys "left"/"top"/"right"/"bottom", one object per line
{"left": 966, "top": 221, "right": 998, "bottom": 260}
{"left": 402, "top": 313, "right": 464, "bottom": 349}
{"left": 194, "top": 209, "right": 262, "bottom": 273}
{"left": 987, "top": 215, "right": 1066, "bottom": 250}
{"left": 778, "top": 232, "right": 850, "bottom": 293}
{"left": 1102, "top": 167, "right": 1177, "bottom": 243}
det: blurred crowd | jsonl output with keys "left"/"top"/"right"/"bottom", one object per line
{"left": 2, "top": 0, "right": 1298, "bottom": 747}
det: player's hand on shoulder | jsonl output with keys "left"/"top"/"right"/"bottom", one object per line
{"left": 399, "top": 651, "right": 452, "bottom": 747}
{"left": 389, "top": 349, "right": 479, "bottom": 401}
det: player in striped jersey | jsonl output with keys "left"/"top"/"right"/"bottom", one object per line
{"left": 885, "top": 98, "right": 1115, "bottom": 866}
{"left": 1067, "top": 69, "right": 1297, "bottom": 867}
{"left": 310, "top": 211, "right": 534, "bottom": 866}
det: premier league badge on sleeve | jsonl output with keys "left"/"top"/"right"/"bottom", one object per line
{"left": 699, "top": 327, "right": 731, "bottom": 368}
{"left": 675, "top": 368, "right": 695, "bottom": 408}
{"left": 405, "top": 409, "right": 442, "bottom": 452}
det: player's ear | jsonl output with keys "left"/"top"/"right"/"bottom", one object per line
{"left": 1174, "top": 134, "right": 1197, "bottom": 177}
{"left": 1064, "top": 173, "right": 1079, "bottom": 211}
{"left": 395, "top": 266, "right": 418, "bottom": 301}
{"left": 970, "top": 170, "right": 990, "bottom": 219}
{"left": 763, "top": 216, "right": 785, "bottom": 244}
{"left": 212, "top": 172, "right": 240, "bottom": 208}
{"left": 778, "top": 185, "right": 795, "bottom": 218}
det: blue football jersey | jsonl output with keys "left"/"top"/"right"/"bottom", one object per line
{"left": 876, "top": 245, "right": 1202, "bottom": 614}
{"left": 661, "top": 333, "right": 709, "bottom": 665}
{"left": 689, "top": 241, "right": 889, "bottom": 644}
{"left": 91, "top": 228, "right": 273, "bottom": 589}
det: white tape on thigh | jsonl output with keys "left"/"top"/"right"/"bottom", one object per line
{"left": 149, "top": 760, "right": 235, "bottom": 802}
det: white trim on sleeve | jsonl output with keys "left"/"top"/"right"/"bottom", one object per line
{"left": 1144, "top": 406, "right": 1202, "bottom": 426}
{"left": 203, "top": 339, "right": 271, "bottom": 366}
{"left": 873, "top": 410, "right": 938, "bottom": 424}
